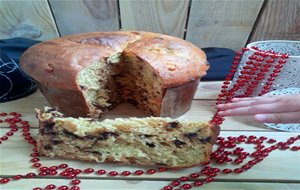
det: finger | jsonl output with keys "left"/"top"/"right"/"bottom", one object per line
{"left": 218, "top": 100, "right": 257, "bottom": 110}
{"left": 218, "top": 101, "right": 298, "bottom": 116}
{"left": 217, "top": 97, "right": 279, "bottom": 110}
{"left": 254, "top": 111, "right": 300, "bottom": 123}
{"left": 231, "top": 96, "right": 276, "bottom": 102}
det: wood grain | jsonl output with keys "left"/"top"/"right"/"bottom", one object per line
{"left": 1, "top": 129, "right": 299, "bottom": 182}
{"left": 119, "top": 0, "right": 189, "bottom": 38}
{"left": 0, "top": 81, "right": 270, "bottom": 131}
{"left": 49, "top": 0, "right": 119, "bottom": 36}
{"left": 249, "top": 0, "right": 300, "bottom": 42}
{"left": 186, "top": 0, "right": 264, "bottom": 51}
{"left": 1, "top": 178, "right": 299, "bottom": 190}
{"left": 0, "top": 0, "right": 59, "bottom": 40}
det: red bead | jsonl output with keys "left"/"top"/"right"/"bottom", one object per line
{"left": 33, "top": 188, "right": 43, "bottom": 190}
{"left": 134, "top": 170, "right": 143, "bottom": 175}
{"left": 58, "top": 186, "right": 69, "bottom": 190}
{"left": 209, "top": 173, "right": 217, "bottom": 177}
{"left": 49, "top": 170, "right": 58, "bottom": 176}
{"left": 163, "top": 186, "right": 173, "bottom": 190}
{"left": 49, "top": 166, "right": 58, "bottom": 171}
{"left": 190, "top": 173, "right": 200, "bottom": 178}
{"left": 32, "top": 163, "right": 41, "bottom": 168}
{"left": 248, "top": 55, "right": 257, "bottom": 60}
{"left": 6, "top": 131, "right": 14, "bottom": 136}
{"left": 291, "top": 146, "right": 300, "bottom": 151}
{"left": 70, "top": 186, "right": 80, "bottom": 190}
{"left": 0, "top": 178, "right": 10, "bottom": 184}
{"left": 97, "top": 169, "right": 106, "bottom": 175}
{"left": 271, "top": 145, "right": 279, "bottom": 150}
{"left": 194, "top": 181, "right": 203, "bottom": 186}
{"left": 45, "top": 184, "right": 56, "bottom": 189}
{"left": 234, "top": 168, "right": 243, "bottom": 173}
{"left": 31, "top": 158, "right": 40, "bottom": 162}
{"left": 147, "top": 169, "right": 156, "bottom": 174}
{"left": 254, "top": 51, "right": 261, "bottom": 55}
{"left": 0, "top": 112, "right": 7, "bottom": 116}
{"left": 39, "top": 171, "right": 48, "bottom": 176}
{"left": 273, "top": 69, "right": 281, "bottom": 73}
{"left": 121, "top": 171, "right": 131, "bottom": 176}
{"left": 234, "top": 158, "right": 243, "bottom": 164}
{"left": 84, "top": 168, "right": 94, "bottom": 173}
{"left": 234, "top": 56, "right": 241, "bottom": 60}
{"left": 242, "top": 164, "right": 251, "bottom": 170}
{"left": 25, "top": 172, "right": 36, "bottom": 178}
{"left": 205, "top": 177, "right": 214, "bottom": 183}
{"left": 236, "top": 51, "right": 243, "bottom": 55}
{"left": 39, "top": 167, "right": 48, "bottom": 171}
{"left": 267, "top": 139, "right": 276, "bottom": 143}
{"left": 71, "top": 179, "right": 81, "bottom": 185}
{"left": 277, "top": 60, "right": 286, "bottom": 65}
{"left": 256, "top": 57, "right": 264, "bottom": 62}
{"left": 13, "top": 175, "right": 23, "bottom": 180}
{"left": 248, "top": 160, "right": 257, "bottom": 165}
{"left": 159, "top": 167, "right": 167, "bottom": 172}
{"left": 0, "top": 136, "right": 8, "bottom": 141}
{"left": 182, "top": 184, "right": 192, "bottom": 189}
{"left": 179, "top": 176, "right": 189, "bottom": 182}
{"left": 281, "top": 54, "right": 289, "bottom": 59}
{"left": 109, "top": 171, "right": 118, "bottom": 176}
{"left": 59, "top": 164, "right": 68, "bottom": 168}
{"left": 222, "top": 168, "right": 232, "bottom": 174}
{"left": 66, "top": 168, "right": 74, "bottom": 172}
{"left": 9, "top": 112, "right": 17, "bottom": 115}
{"left": 73, "top": 169, "right": 82, "bottom": 174}
{"left": 30, "top": 153, "right": 39, "bottom": 157}
{"left": 171, "top": 180, "right": 180, "bottom": 186}
{"left": 270, "top": 73, "right": 278, "bottom": 77}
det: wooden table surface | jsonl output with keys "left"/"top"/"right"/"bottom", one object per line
{"left": 1, "top": 81, "right": 299, "bottom": 190}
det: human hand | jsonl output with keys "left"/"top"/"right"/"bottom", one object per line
{"left": 217, "top": 94, "right": 300, "bottom": 123}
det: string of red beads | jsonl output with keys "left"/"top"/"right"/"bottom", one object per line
{"left": 0, "top": 111, "right": 299, "bottom": 190}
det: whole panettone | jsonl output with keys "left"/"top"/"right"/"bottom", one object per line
{"left": 20, "top": 31, "right": 209, "bottom": 118}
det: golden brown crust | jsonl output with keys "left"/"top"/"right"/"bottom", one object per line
{"left": 124, "top": 32, "right": 208, "bottom": 87}
{"left": 20, "top": 31, "right": 208, "bottom": 89}
{"left": 21, "top": 31, "right": 209, "bottom": 118}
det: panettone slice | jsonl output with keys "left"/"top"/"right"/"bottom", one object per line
{"left": 36, "top": 107, "right": 219, "bottom": 169}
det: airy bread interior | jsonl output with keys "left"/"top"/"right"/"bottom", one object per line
{"left": 77, "top": 52, "right": 164, "bottom": 117}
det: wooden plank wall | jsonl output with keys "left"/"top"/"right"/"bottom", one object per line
{"left": 0, "top": 0, "right": 299, "bottom": 51}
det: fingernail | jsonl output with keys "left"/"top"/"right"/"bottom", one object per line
{"left": 254, "top": 114, "right": 266, "bottom": 122}
{"left": 218, "top": 111, "right": 224, "bottom": 116}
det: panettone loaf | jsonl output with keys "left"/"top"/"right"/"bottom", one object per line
{"left": 36, "top": 107, "right": 219, "bottom": 169}
{"left": 20, "top": 31, "right": 209, "bottom": 118}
